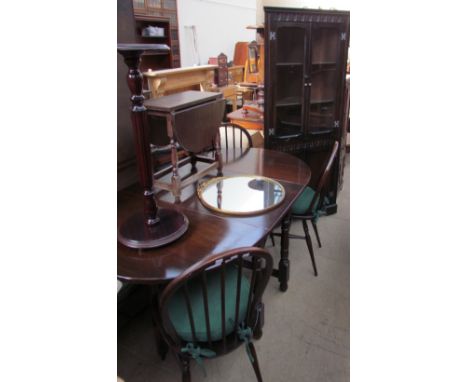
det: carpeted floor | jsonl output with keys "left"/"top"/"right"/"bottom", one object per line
{"left": 118, "top": 154, "right": 350, "bottom": 382}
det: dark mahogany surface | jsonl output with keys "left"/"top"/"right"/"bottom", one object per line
{"left": 117, "top": 148, "right": 311, "bottom": 284}
{"left": 144, "top": 90, "right": 221, "bottom": 112}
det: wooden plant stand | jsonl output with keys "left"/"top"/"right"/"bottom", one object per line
{"left": 117, "top": 44, "right": 189, "bottom": 249}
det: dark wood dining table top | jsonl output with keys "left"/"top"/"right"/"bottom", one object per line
{"left": 117, "top": 148, "right": 311, "bottom": 284}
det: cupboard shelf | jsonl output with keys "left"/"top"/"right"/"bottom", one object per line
{"left": 273, "top": 132, "right": 303, "bottom": 140}
{"left": 280, "top": 120, "right": 302, "bottom": 127}
{"left": 276, "top": 98, "right": 335, "bottom": 107}
{"left": 311, "top": 61, "right": 336, "bottom": 66}
{"left": 140, "top": 35, "right": 166, "bottom": 38}
{"left": 307, "top": 128, "right": 335, "bottom": 135}
{"left": 276, "top": 62, "right": 303, "bottom": 67}
{"left": 276, "top": 96, "right": 301, "bottom": 107}
{"left": 308, "top": 112, "right": 333, "bottom": 117}
{"left": 309, "top": 99, "right": 335, "bottom": 105}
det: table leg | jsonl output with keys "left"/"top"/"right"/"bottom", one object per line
{"left": 279, "top": 213, "right": 291, "bottom": 292}
{"left": 215, "top": 130, "right": 223, "bottom": 176}
{"left": 167, "top": 116, "right": 182, "bottom": 202}
{"left": 149, "top": 285, "right": 169, "bottom": 360}
{"left": 190, "top": 153, "right": 197, "bottom": 175}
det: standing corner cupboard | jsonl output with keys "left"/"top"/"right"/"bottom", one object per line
{"left": 264, "top": 7, "right": 350, "bottom": 214}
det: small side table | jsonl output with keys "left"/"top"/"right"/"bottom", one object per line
{"left": 144, "top": 90, "right": 225, "bottom": 201}
{"left": 227, "top": 108, "right": 264, "bottom": 131}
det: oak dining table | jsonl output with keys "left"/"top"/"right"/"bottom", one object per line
{"left": 117, "top": 147, "right": 311, "bottom": 292}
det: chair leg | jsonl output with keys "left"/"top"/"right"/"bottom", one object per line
{"left": 311, "top": 220, "right": 322, "bottom": 248}
{"left": 180, "top": 357, "right": 191, "bottom": 382}
{"left": 248, "top": 342, "right": 263, "bottom": 382}
{"left": 151, "top": 314, "right": 168, "bottom": 360}
{"left": 253, "top": 302, "right": 265, "bottom": 340}
{"left": 270, "top": 233, "right": 275, "bottom": 247}
{"left": 149, "top": 286, "right": 168, "bottom": 360}
{"left": 302, "top": 220, "right": 318, "bottom": 276}
{"left": 279, "top": 215, "right": 292, "bottom": 291}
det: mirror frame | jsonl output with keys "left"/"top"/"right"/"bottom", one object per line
{"left": 197, "top": 175, "right": 286, "bottom": 216}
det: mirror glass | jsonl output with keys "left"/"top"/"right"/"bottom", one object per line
{"left": 198, "top": 176, "right": 285, "bottom": 215}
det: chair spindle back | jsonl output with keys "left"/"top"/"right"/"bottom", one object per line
{"left": 219, "top": 122, "right": 253, "bottom": 157}
{"left": 159, "top": 247, "right": 272, "bottom": 356}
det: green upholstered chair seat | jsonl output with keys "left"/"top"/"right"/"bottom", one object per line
{"left": 291, "top": 186, "right": 319, "bottom": 215}
{"left": 167, "top": 263, "right": 251, "bottom": 342}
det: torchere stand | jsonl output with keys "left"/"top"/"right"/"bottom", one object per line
{"left": 117, "top": 44, "right": 189, "bottom": 249}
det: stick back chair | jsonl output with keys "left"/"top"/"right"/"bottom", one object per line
{"left": 159, "top": 247, "right": 273, "bottom": 382}
{"left": 271, "top": 141, "right": 339, "bottom": 276}
{"left": 218, "top": 122, "right": 252, "bottom": 163}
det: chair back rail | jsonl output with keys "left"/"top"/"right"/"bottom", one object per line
{"left": 219, "top": 122, "right": 253, "bottom": 151}
{"left": 159, "top": 247, "right": 272, "bottom": 356}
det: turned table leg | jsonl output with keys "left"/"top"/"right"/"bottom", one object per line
{"left": 214, "top": 130, "right": 223, "bottom": 176}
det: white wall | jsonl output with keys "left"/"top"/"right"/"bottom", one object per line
{"left": 177, "top": 0, "right": 257, "bottom": 66}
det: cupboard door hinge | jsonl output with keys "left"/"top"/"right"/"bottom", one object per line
{"left": 269, "top": 128, "right": 275, "bottom": 136}
{"left": 340, "top": 32, "right": 347, "bottom": 41}
{"left": 334, "top": 120, "right": 340, "bottom": 128}
{"left": 269, "top": 31, "right": 276, "bottom": 41}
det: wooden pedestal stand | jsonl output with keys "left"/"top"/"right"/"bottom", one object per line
{"left": 117, "top": 44, "right": 188, "bottom": 249}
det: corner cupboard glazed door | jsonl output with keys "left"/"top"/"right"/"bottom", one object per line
{"left": 305, "top": 22, "right": 347, "bottom": 134}
{"left": 269, "top": 21, "right": 308, "bottom": 139}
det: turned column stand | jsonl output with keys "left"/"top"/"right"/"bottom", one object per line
{"left": 117, "top": 44, "right": 188, "bottom": 249}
